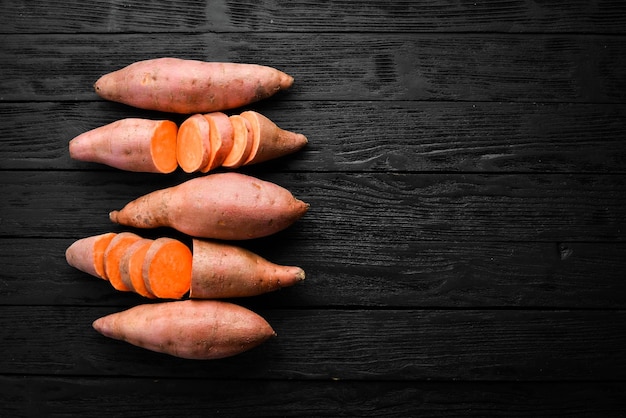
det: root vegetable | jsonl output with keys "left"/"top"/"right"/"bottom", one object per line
{"left": 119, "top": 238, "right": 154, "bottom": 298}
{"left": 221, "top": 115, "right": 253, "bottom": 169}
{"left": 109, "top": 172, "right": 309, "bottom": 240}
{"left": 94, "top": 58, "right": 294, "bottom": 114}
{"left": 190, "top": 239, "right": 305, "bottom": 299}
{"left": 65, "top": 232, "right": 116, "bottom": 280}
{"left": 142, "top": 237, "right": 193, "bottom": 299}
{"left": 176, "top": 114, "right": 211, "bottom": 173}
{"left": 69, "top": 118, "right": 178, "bottom": 173}
{"left": 240, "top": 111, "right": 308, "bottom": 165}
{"left": 202, "top": 112, "right": 233, "bottom": 172}
{"left": 103, "top": 232, "right": 142, "bottom": 291}
{"left": 92, "top": 300, "right": 276, "bottom": 359}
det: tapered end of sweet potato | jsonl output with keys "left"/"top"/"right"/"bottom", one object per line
{"left": 279, "top": 72, "right": 294, "bottom": 90}
{"left": 109, "top": 211, "right": 120, "bottom": 223}
{"left": 66, "top": 232, "right": 117, "bottom": 280}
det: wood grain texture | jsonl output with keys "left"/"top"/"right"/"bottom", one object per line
{"left": 1, "top": 33, "right": 625, "bottom": 103}
{"left": 1, "top": 306, "right": 625, "bottom": 381}
{"left": 2, "top": 376, "right": 625, "bottom": 417}
{"left": 2, "top": 0, "right": 626, "bottom": 34}
{"left": 2, "top": 238, "right": 626, "bottom": 309}
{"left": 2, "top": 1, "right": 626, "bottom": 415}
{"left": 3, "top": 101, "right": 626, "bottom": 173}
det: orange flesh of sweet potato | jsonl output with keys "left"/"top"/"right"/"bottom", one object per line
{"left": 109, "top": 172, "right": 310, "bottom": 240}
{"left": 93, "top": 58, "right": 294, "bottom": 114}
{"left": 92, "top": 299, "right": 276, "bottom": 359}
{"left": 119, "top": 238, "right": 152, "bottom": 294}
{"left": 189, "top": 239, "right": 306, "bottom": 299}
{"left": 65, "top": 232, "right": 116, "bottom": 280}
{"left": 69, "top": 118, "right": 178, "bottom": 173}
{"left": 151, "top": 120, "right": 179, "bottom": 174}
{"left": 240, "top": 111, "right": 308, "bottom": 166}
{"left": 221, "top": 115, "right": 253, "bottom": 168}
{"left": 104, "top": 232, "right": 142, "bottom": 291}
{"left": 127, "top": 239, "right": 156, "bottom": 299}
{"left": 176, "top": 114, "right": 211, "bottom": 173}
{"left": 142, "top": 238, "right": 192, "bottom": 299}
{"left": 201, "top": 112, "right": 233, "bottom": 172}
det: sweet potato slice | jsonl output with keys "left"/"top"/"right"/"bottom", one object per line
{"left": 221, "top": 115, "right": 253, "bottom": 168}
{"left": 201, "top": 112, "right": 234, "bottom": 172}
{"left": 104, "top": 232, "right": 142, "bottom": 291}
{"left": 176, "top": 114, "right": 211, "bottom": 173}
{"left": 142, "top": 237, "right": 192, "bottom": 299}
{"left": 119, "top": 238, "right": 152, "bottom": 294}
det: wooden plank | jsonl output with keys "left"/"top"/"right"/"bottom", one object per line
{"left": 1, "top": 306, "right": 625, "bottom": 381}
{"left": 2, "top": 376, "right": 625, "bottom": 417}
{"left": 1, "top": 171, "right": 625, "bottom": 242}
{"left": 3, "top": 238, "right": 626, "bottom": 309}
{"left": 2, "top": 0, "right": 626, "bottom": 34}
{"left": 1, "top": 33, "right": 625, "bottom": 103}
{"left": 3, "top": 101, "right": 626, "bottom": 173}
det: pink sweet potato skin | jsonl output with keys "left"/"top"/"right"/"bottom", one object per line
{"left": 94, "top": 58, "right": 294, "bottom": 114}
{"left": 189, "top": 239, "right": 306, "bottom": 299}
{"left": 92, "top": 300, "right": 276, "bottom": 359}
{"left": 69, "top": 118, "right": 177, "bottom": 173}
{"left": 240, "top": 111, "right": 308, "bottom": 166}
{"left": 109, "top": 172, "right": 309, "bottom": 240}
{"left": 65, "top": 232, "right": 117, "bottom": 279}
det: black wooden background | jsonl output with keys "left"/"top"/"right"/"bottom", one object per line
{"left": 2, "top": 1, "right": 626, "bottom": 416}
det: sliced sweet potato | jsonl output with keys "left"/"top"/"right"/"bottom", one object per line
{"left": 142, "top": 237, "right": 193, "bottom": 299}
{"left": 104, "top": 232, "right": 142, "bottom": 291}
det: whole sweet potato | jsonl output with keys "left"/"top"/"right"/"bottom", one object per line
{"left": 92, "top": 300, "right": 276, "bottom": 359}
{"left": 109, "top": 172, "right": 309, "bottom": 240}
{"left": 94, "top": 58, "right": 294, "bottom": 114}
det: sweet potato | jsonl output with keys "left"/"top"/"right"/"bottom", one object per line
{"left": 92, "top": 300, "right": 276, "bottom": 359}
{"left": 240, "top": 111, "right": 308, "bottom": 166}
{"left": 176, "top": 114, "right": 212, "bottom": 173}
{"left": 65, "top": 232, "right": 116, "bottom": 280}
{"left": 142, "top": 237, "right": 193, "bottom": 299}
{"left": 94, "top": 58, "right": 294, "bottom": 114}
{"left": 190, "top": 239, "right": 305, "bottom": 299}
{"left": 221, "top": 115, "right": 253, "bottom": 169}
{"left": 69, "top": 118, "right": 178, "bottom": 173}
{"left": 128, "top": 240, "right": 156, "bottom": 299}
{"left": 103, "top": 232, "right": 142, "bottom": 291}
{"left": 119, "top": 238, "right": 154, "bottom": 297}
{"left": 109, "top": 172, "right": 309, "bottom": 240}
{"left": 202, "top": 112, "right": 233, "bottom": 172}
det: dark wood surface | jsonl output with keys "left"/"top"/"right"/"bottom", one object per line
{"left": 2, "top": 1, "right": 626, "bottom": 416}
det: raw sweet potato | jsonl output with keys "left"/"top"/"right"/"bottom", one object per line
{"left": 142, "top": 237, "right": 193, "bottom": 299}
{"left": 240, "top": 111, "right": 308, "bottom": 166}
{"left": 190, "top": 239, "right": 305, "bottom": 299}
{"left": 176, "top": 114, "right": 212, "bottom": 173}
{"left": 221, "top": 115, "right": 253, "bottom": 169}
{"left": 92, "top": 300, "right": 276, "bottom": 359}
{"left": 65, "top": 232, "right": 117, "bottom": 280}
{"left": 103, "top": 232, "right": 142, "bottom": 291}
{"left": 202, "top": 112, "right": 233, "bottom": 172}
{"left": 69, "top": 118, "right": 178, "bottom": 173}
{"left": 109, "top": 172, "right": 309, "bottom": 240}
{"left": 94, "top": 58, "right": 294, "bottom": 114}
{"left": 119, "top": 238, "right": 154, "bottom": 297}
